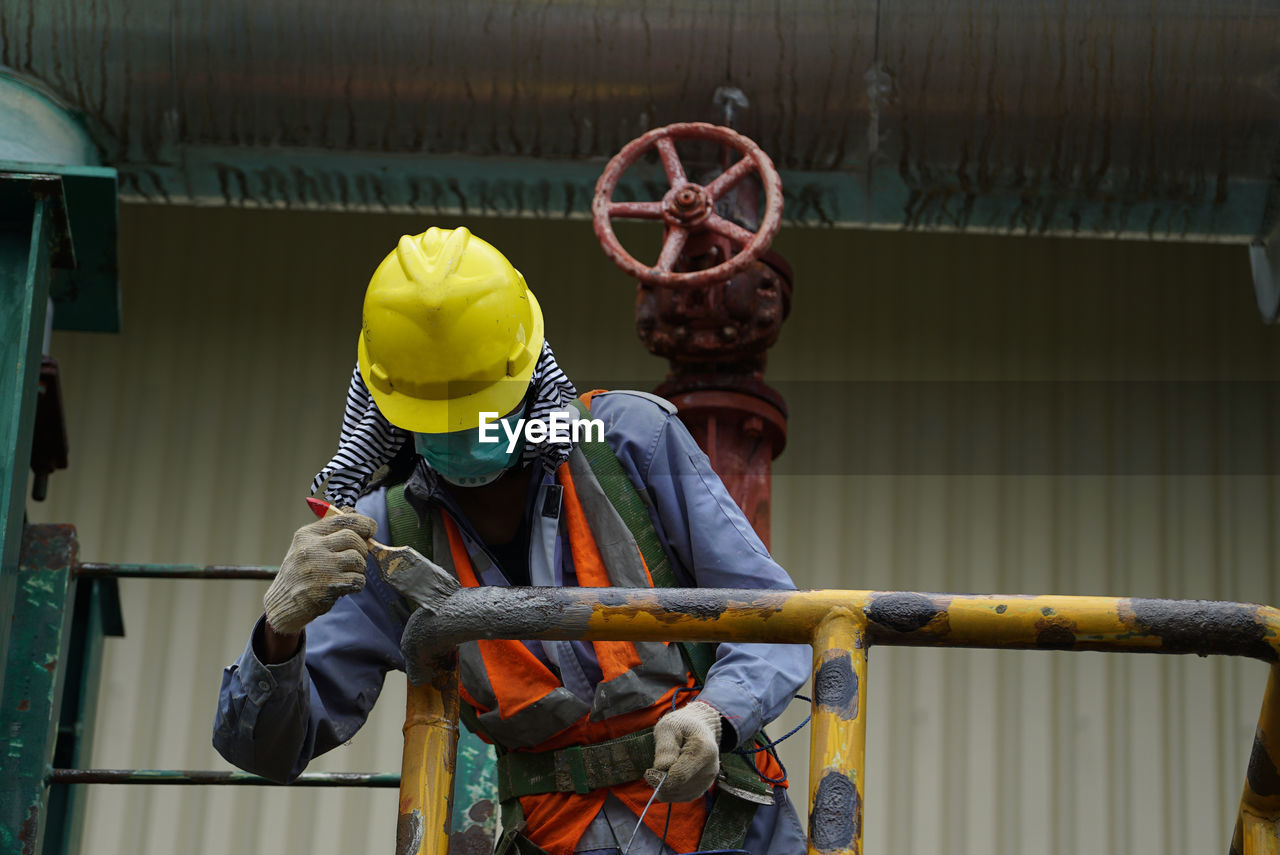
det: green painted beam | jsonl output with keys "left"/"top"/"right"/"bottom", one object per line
{"left": 0, "top": 73, "right": 120, "bottom": 333}
{"left": 0, "top": 524, "right": 77, "bottom": 855}
{"left": 41, "top": 578, "right": 123, "bottom": 855}
{"left": 0, "top": 190, "right": 56, "bottom": 679}
{"left": 0, "top": 78, "right": 122, "bottom": 855}
{"left": 0, "top": 163, "right": 119, "bottom": 335}
{"left": 0, "top": 74, "right": 118, "bottom": 695}
{"left": 41, "top": 164, "right": 119, "bottom": 335}
{"left": 118, "top": 144, "right": 1269, "bottom": 244}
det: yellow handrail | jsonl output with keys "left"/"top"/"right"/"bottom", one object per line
{"left": 399, "top": 664, "right": 460, "bottom": 855}
{"left": 397, "top": 589, "right": 1280, "bottom": 855}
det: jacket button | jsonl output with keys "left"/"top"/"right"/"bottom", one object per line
{"left": 258, "top": 681, "right": 271, "bottom": 692}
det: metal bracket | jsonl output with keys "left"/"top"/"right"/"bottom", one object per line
{"left": 713, "top": 86, "right": 749, "bottom": 128}
{"left": 1250, "top": 230, "right": 1280, "bottom": 323}
{"left": 0, "top": 162, "right": 120, "bottom": 334}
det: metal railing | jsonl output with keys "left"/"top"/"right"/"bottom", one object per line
{"left": 391, "top": 586, "right": 1280, "bottom": 855}
{"left": 6, "top": 528, "right": 1280, "bottom": 855}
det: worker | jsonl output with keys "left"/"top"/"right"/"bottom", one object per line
{"left": 213, "top": 226, "right": 809, "bottom": 855}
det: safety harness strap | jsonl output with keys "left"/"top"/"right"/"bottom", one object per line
{"left": 569, "top": 398, "right": 773, "bottom": 777}
{"left": 496, "top": 727, "right": 658, "bottom": 800}
{"left": 569, "top": 400, "right": 672, "bottom": 582}
{"left": 697, "top": 789, "right": 757, "bottom": 852}
{"left": 570, "top": 396, "right": 772, "bottom": 845}
{"left": 493, "top": 798, "right": 552, "bottom": 855}
{"left": 568, "top": 398, "right": 717, "bottom": 683}
{"left": 385, "top": 483, "right": 431, "bottom": 558}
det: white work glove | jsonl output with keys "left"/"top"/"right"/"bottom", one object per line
{"left": 644, "top": 700, "right": 723, "bottom": 803}
{"left": 263, "top": 513, "right": 377, "bottom": 635}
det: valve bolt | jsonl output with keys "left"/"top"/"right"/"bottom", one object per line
{"left": 675, "top": 187, "right": 700, "bottom": 208}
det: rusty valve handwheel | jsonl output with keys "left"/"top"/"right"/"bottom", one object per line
{"left": 592, "top": 122, "right": 784, "bottom": 287}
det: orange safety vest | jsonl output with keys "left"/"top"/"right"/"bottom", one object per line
{"left": 439, "top": 452, "right": 783, "bottom": 855}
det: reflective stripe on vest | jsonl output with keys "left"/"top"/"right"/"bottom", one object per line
{"left": 446, "top": 446, "right": 692, "bottom": 748}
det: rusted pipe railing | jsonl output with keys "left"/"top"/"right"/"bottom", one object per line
{"left": 399, "top": 588, "right": 1280, "bottom": 855}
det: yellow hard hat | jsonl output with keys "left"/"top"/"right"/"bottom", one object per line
{"left": 357, "top": 227, "right": 544, "bottom": 434}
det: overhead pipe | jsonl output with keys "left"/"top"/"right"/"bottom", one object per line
{"left": 3, "top": 2, "right": 1275, "bottom": 242}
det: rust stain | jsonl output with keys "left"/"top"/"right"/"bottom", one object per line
{"left": 467, "top": 799, "right": 493, "bottom": 823}
{"left": 448, "top": 825, "right": 494, "bottom": 855}
{"left": 1035, "top": 615, "right": 1079, "bottom": 649}
{"left": 20, "top": 803, "right": 39, "bottom": 855}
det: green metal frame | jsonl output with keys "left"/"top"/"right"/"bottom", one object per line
{"left": 0, "top": 70, "right": 121, "bottom": 855}
{"left": 0, "top": 556, "right": 498, "bottom": 853}
{"left": 40, "top": 574, "right": 122, "bottom": 855}
{"left": 0, "top": 164, "right": 119, "bottom": 336}
{"left": 0, "top": 525, "right": 78, "bottom": 855}
{"left": 0, "top": 526, "right": 125, "bottom": 855}
{"left": 21, "top": 161, "right": 120, "bottom": 335}
{"left": 0, "top": 548, "right": 407, "bottom": 854}
{"left": 0, "top": 73, "right": 120, "bottom": 334}
{"left": 0, "top": 183, "right": 60, "bottom": 680}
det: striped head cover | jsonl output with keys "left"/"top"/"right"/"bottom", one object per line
{"left": 310, "top": 341, "right": 578, "bottom": 508}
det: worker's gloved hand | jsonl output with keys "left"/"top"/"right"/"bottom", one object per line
{"left": 263, "top": 513, "right": 377, "bottom": 635}
{"left": 645, "top": 700, "right": 723, "bottom": 802}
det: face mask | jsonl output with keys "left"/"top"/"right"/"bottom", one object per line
{"left": 414, "top": 407, "right": 527, "bottom": 487}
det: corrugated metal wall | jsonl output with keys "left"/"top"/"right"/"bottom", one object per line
{"left": 29, "top": 206, "right": 1280, "bottom": 855}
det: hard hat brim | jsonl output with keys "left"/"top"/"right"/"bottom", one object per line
{"left": 358, "top": 289, "right": 545, "bottom": 434}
